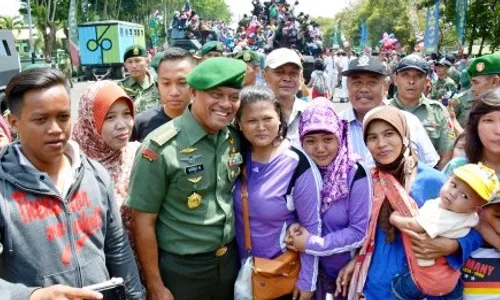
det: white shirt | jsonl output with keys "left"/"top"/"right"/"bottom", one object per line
{"left": 416, "top": 198, "right": 479, "bottom": 239}
{"left": 285, "top": 98, "right": 309, "bottom": 146}
{"left": 340, "top": 106, "right": 440, "bottom": 168}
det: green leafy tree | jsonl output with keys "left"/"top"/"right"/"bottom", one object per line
{"left": 313, "top": 17, "right": 335, "bottom": 48}
{"left": 0, "top": 15, "right": 24, "bottom": 33}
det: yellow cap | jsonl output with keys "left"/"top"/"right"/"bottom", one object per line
{"left": 453, "top": 163, "right": 500, "bottom": 203}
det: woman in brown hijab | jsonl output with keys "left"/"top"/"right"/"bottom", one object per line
{"left": 335, "top": 106, "right": 483, "bottom": 299}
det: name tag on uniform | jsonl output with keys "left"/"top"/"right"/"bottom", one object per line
{"left": 186, "top": 164, "right": 204, "bottom": 174}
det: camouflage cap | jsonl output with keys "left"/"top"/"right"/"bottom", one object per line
{"left": 200, "top": 41, "right": 225, "bottom": 56}
{"left": 123, "top": 45, "right": 147, "bottom": 61}
{"left": 234, "top": 50, "right": 259, "bottom": 65}
{"left": 467, "top": 54, "right": 500, "bottom": 77}
{"left": 186, "top": 57, "right": 246, "bottom": 91}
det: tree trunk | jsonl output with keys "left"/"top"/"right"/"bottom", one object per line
{"left": 116, "top": 0, "right": 122, "bottom": 19}
{"left": 103, "top": 0, "right": 108, "bottom": 19}
{"left": 478, "top": 35, "right": 486, "bottom": 55}
{"left": 467, "top": 22, "right": 476, "bottom": 55}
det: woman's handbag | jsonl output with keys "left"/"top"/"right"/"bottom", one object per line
{"left": 240, "top": 166, "right": 301, "bottom": 300}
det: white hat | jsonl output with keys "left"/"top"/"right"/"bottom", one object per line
{"left": 265, "top": 48, "right": 303, "bottom": 69}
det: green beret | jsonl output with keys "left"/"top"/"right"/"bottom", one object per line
{"left": 234, "top": 50, "right": 259, "bottom": 65}
{"left": 151, "top": 51, "right": 165, "bottom": 70}
{"left": 186, "top": 57, "right": 246, "bottom": 90}
{"left": 200, "top": 41, "right": 224, "bottom": 56}
{"left": 461, "top": 69, "right": 471, "bottom": 90}
{"left": 467, "top": 54, "right": 500, "bottom": 77}
{"left": 123, "top": 45, "right": 147, "bottom": 61}
{"left": 23, "top": 63, "right": 52, "bottom": 71}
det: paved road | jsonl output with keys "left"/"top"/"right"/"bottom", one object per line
{"left": 70, "top": 81, "right": 351, "bottom": 121}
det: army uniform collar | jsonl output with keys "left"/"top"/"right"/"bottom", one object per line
{"left": 125, "top": 72, "right": 154, "bottom": 90}
{"left": 392, "top": 93, "right": 428, "bottom": 112}
{"left": 180, "top": 105, "right": 229, "bottom": 146}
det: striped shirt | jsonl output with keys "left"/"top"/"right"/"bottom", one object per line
{"left": 340, "top": 106, "right": 440, "bottom": 168}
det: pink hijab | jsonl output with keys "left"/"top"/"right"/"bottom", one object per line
{"left": 72, "top": 81, "right": 139, "bottom": 207}
{"left": 299, "top": 97, "right": 360, "bottom": 214}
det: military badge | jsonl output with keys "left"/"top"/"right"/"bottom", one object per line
{"left": 476, "top": 62, "right": 485, "bottom": 72}
{"left": 141, "top": 148, "right": 158, "bottom": 162}
{"left": 229, "top": 153, "right": 243, "bottom": 166}
{"left": 180, "top": 147, "right": 198, "bottom": 154}
{"left": 180, "top": 154, "right": 202, "bottom": 164}
{"left": 357, "top": 55, "right": 370, "bottom": 67}
{"left": 216, "top": 43, "right": 224, "bottom": 52}
{"left": 187, "top": 192, "right": 202, "bottom": 209}
{"left": 243, "top": 53, "right": 252, "bottom": 62}
{"left": 133, "top": 47, "right": 140, "bottom": 56}
{"left": 187, "top": 176, "right": 203, "bottom": 184}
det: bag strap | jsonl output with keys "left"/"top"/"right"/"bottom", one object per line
{"left": 241, "top": 166, "right": 252, "bottom": 251}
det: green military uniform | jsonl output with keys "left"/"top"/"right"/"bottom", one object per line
{"left": 451, "top": 89, "right": 474, "bottom": 128}
{"left": 450, "top": 54, "right": 500, "bottom": 128}
{"left": 118, "top": 45, "right": 160, "bottom": 114}
{"left": 448, "top": 65, "right": 461, "bottom": 86}
{"left": 389, "top": 94, "right": 455, "bottom": 154}
{"left": 429, "top": 76, "right": 457, "bottom": 101}
{"left": 118, "top": 74, "right": 159, "bottom": 113}
{"left": 126, "top": 57, "right": 246, "bottom": 300}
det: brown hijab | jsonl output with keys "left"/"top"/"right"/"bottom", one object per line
{"left": 363, "top": 106, "right": 418, "bottom": 242}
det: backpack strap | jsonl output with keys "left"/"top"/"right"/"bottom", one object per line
{"left": 286, "top": 147, "right": 312, "bottom": 196}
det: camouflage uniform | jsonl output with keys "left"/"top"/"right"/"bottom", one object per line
{"left": 429, "top": 76, "right": 457, "bottom": 101}
{"left": 448, "top": 66, "right": 461, "bottom": 86}
{"left": 118, "top": 73, "right": 159, "bottom": 114}
{"left": 450, "top": 89, "right": 474, "bottom": 128}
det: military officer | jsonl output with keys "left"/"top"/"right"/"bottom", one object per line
{"left": 118, "top": 45, "right": 160, "bottom": 113}
{"left": 234, "top": 49, "right": 260, "bottom": 86}
{"left": 389, "top": 54, "right": 455, "bottom": 169}
{"left": 197, "top": 41, "right": 225, "bottom": 62}
{"left": 429, "top": 58, "right": 458, "bottom": 102}
{"left": 451, "top": 53, "right": 500, "bottom": 128}
{"left": 127, "top": 57, "right": 246, "bottom": 300}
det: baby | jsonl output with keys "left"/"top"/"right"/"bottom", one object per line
{"left": 390, "top": 163, "right": 499, "bottom": 299}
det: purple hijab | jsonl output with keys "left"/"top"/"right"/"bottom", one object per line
{"left": 299, "top": 97, "right": 360, "bottom": 214}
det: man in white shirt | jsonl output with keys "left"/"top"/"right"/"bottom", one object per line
{"left": 263, "top": 48, "right": 308, "bottom": 145}
{"left": 339, "top": 54, "right": 440, "bottom": 168}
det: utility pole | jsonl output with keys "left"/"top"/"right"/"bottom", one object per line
{"left": 26, "top": 0, "right": 35, "bottom": 64}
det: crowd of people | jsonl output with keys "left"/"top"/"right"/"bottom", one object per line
{"left": 1, "top": 4, "right": 500, "bottom": 299}
{"left": 169, "top": 0, "right": 324, "bottom": 57}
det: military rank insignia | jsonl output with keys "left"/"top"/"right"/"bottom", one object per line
{"left": 141, "top": 148, "right": 158, "bottom": 162}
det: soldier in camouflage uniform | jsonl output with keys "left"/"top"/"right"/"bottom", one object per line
{"left": 446, "top": 54, "right": 461, "bottom": 87}
{"left": 429, "top": 58, "right": 457, "bottom": 102}
{"left": 450, "top": 53, "right": 500, "bottom": 128}
{"left": 118, "top": 45, "right": 160, "bottom": 114}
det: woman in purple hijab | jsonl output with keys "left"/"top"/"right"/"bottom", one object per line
{"left": 287, "top": 97, "right": 372, "bottom": 299}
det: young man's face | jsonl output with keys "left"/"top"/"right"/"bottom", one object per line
{"left": 9, "top": 84, "right": 72, "bottom": 167}
{"left": 124, "top": 56, "right": 149, "bottom": 80}
{"left": 157, "top": 59, "right": 194, "bottom": 115}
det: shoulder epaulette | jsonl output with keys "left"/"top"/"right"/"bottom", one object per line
{"left": 150, "top": 123, "right": 179, "bottom": 147}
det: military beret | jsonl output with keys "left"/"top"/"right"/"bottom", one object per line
{"left": 151, "top": 51, "right": 165, "bottom": 70}
{"left": 467, "top": 54, "right": 500, "bottom": 77}
{"left": 234, "top": 50, "right": 259, "bottom": 65}
{"left": 200, "top": 41, "right": 225, "bottom": 56}
{"left": 186, "top": 57, "right": 246, "bottom": 91}
{"left": 123, "top": 45, "right": 147, "bottom": 61}
{"left": 341, "top": 55, "right": 387, "bottom": 76}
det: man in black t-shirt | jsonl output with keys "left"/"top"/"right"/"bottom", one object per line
{"left": 132, "top": 47, "right": 196, "bottom": 142}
